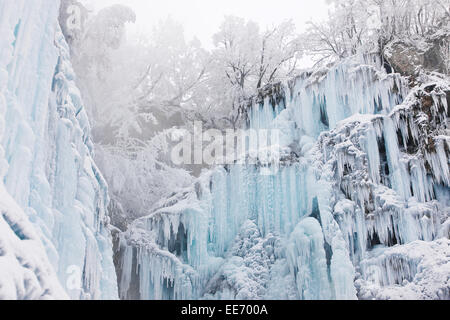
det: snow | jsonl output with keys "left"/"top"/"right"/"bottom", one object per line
{"left": 0, "top": 0, "right": 118, "bottom": 299}
{"left": 0, "top": 184, "right": 68, "bottom": 300}
{"left": 357, "top": 239, "right": 450, "bottom": 300}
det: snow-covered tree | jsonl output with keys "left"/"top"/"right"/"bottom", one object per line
{"left": 211, "top": 16, "right": 302, "bottom": 127}
{"left": 69, "top": 14, "right": 209, "bottom": 220}
{"left": 73, "top": 4, "right": 136, "bottom": 77}
{"left": 129, "top": 18, "right": 211, "bottom": 137}
{"left": 304, "top": 0, "right": 450, "bottom": 65}
{"left": 66, "top": 3, "right": 136, "bottom": 143}
{"left": 213, "top": 16, "right": 302, "bottom": 92}
{"left": 59, "top": 0, "right": 89, "bottom": 46}
{"left": 96, "top": 131, "right": 193, "bottom": 221}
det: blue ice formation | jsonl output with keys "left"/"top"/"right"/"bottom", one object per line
{"left": 119, "top": 55, "right": 449, "bottom": 300}
{"left": 0, "top": 0, "right": 118, "bottom": 299}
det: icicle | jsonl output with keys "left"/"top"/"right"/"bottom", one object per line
{"left": 365, "top": 124, "right": 381, "bottom": 184}
{"left": 383, "top": 117, "right": 412, "bottom": 200}
{"left": 120, "top": 54, "right": 449, "bottom": 301}
{"left": 286, "top": 218, "right": 332, "bottom": 300}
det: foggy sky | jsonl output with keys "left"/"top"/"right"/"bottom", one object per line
{"left": 81, "top": 0, "right": 331, "bottom": 48}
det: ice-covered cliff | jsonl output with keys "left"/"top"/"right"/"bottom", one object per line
{"left": 118, "top": 55, "right": 449, "bottom": 300}
{"left": 0, "top": 0, "right": 117, "bottom": 299}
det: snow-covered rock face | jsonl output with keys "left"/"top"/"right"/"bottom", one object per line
{"left": 119, "top": 54, "right": 449, "bottom": 300}
{"left": 0, "top": 0, "right": 118, "bottom": 299}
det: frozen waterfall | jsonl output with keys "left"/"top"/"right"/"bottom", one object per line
{"left": 118, "top": 54, "right": 449, "bottom": 300}
{"left": 0, "top": 0, "right": 118, "bottom": 299}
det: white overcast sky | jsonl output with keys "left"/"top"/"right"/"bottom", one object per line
{"left": 81, "top": 0, "right": 331, "bottom": 48}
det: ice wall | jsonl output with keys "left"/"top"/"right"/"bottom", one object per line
{"left": 119, "top": 55, "right": 449, "bottom": 300}
{"left": 0, "top": 0, "right": 118, "bottom": 299}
